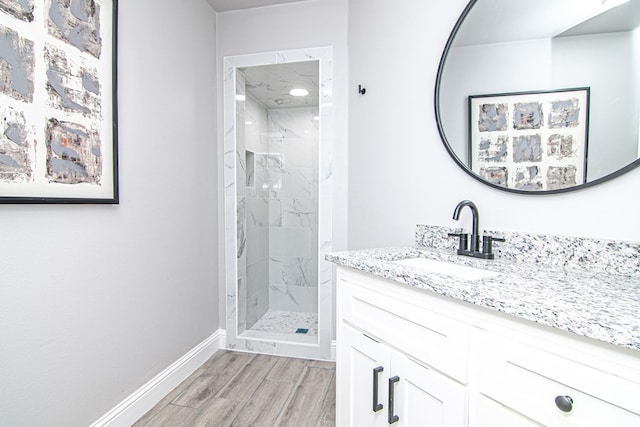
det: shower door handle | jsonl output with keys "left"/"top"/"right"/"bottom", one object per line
{"left": 372, "top": 366, "right": 384, "bottom": 412}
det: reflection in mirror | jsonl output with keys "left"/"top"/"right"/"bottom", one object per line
{"left": 436, "top": 0, "right": 640, "bottom": 193}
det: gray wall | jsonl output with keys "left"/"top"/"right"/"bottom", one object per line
{"left": 0, "top": 0, "right": 218, "bottom": 425}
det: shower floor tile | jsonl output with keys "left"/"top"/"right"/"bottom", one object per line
{"left": 240, "top": 310, "right": 318, "bottom": 344}
{"left": 252, "top": 310, "right": 318, "bottom": 335}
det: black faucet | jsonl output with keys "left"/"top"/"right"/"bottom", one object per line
{"left": 452, "top": 200, "right": 480, "bottom": 252}
{"left": 449, "top": 200, "right": 504, "bottom": 259}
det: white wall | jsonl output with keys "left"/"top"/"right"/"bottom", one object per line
{"left": 348, "top": 0, "right": 640, "bottom": 249}
{"left": 553, "top": 32, "right": 637, "bottom": 181}
{"left": 635, "top": 27, "right": 640, "bottom": 158}
{"left": 0, "top": 1, "right": 218, "bottom": 426}
{"left": 440, "top": 39, "right": 552, "bottom": 161}
{"left": 442, "top": 32, "right": 637, "bottom": 184}
{"left": 216, "top": 0, "right": 349, "bottom": 329}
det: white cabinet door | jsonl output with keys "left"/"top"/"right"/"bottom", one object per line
{"left": 391, "top": 352, "right": 468, "bottom": 427}
{"left": 339, "top": 324, "right": 390, "bottom": 427}
{"left": 340, "top": 269, "right": 470, "bottom": 383}
{"left": 339, "top": 324, "right": 468, "bottom": 427}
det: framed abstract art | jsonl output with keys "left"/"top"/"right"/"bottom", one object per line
{"left": 469, "top": 88, "right": 589, "bottom": 191}
{"left": 0, "top": 0, "right": 118, "bottom": 203}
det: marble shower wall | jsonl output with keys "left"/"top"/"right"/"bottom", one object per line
{"left": 224, "top": 47, "right": 333, "bottom": 360}
{"left": 242, "top": 93, "right": 271, "bottom": 330}
{"left": 235, "top": 71, "right": 248, "bottom": 334}
{"left": 240, "top": 94, "right": 320, "bottom": 329}
{"left": 267, "top": 107, "right": 319, "bottom": 314}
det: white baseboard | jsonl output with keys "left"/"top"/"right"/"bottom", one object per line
{"left": 90, "top": 329, "right": 225, "bottom": 427}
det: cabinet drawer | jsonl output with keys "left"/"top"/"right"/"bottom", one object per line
{"left": 477, "top": 331, "right": 640, "bottom": 426}
{"left": 475, "top": 394, "right": 542, "bottom": 427}
{"left": 340, "top": 269, "right": 470, "bottom": 383}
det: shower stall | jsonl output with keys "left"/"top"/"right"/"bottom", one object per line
{"left": 223, "top": 48, "right": 333, "bottom": 360}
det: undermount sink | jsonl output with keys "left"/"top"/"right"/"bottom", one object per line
{"left": 392, "top": 257, "right": 501, "bottom": 280}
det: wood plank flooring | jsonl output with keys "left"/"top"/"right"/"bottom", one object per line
{"left": 132, "top": 351, "right": 336, "bottom": 427}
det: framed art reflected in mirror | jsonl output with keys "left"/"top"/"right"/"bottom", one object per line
{"left": 469, "top": 88, "right": 589, "bottom": 191}
{"left": 435, "top": 0, "right": 640, "bottom": 194}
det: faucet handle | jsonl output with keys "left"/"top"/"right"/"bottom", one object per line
{"left": 448, "top": 232, "right": 469, "bottom": 252}
{"left": 482, "top": 235, "right": 505, "bottom": 258}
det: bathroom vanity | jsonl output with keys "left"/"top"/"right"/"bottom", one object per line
{"left": 332, "top": 0, "right": 640, "bottom": 422}
{"left": 329, "top": 226, "right": 640, "bottom": 426}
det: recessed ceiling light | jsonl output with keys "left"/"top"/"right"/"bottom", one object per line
{"left": 289, "top": 88, "right": 309, "bottom": 97}
{"left": 235, "top": 94, "right": 246, "bottom": 101}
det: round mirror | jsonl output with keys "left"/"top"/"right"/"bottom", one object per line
{"left": 435, "top": 0, "right": 640, "bottom": 193}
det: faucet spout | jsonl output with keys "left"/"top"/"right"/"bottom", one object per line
{"left": 452, "top": 200, "right": 480, "bottom": 252}
{"left": 449, "top": 199, "right": 505, "bottom": 259}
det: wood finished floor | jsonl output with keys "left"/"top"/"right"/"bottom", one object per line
{"left": 132, "top": 350, "right": 336, "bottom": 427}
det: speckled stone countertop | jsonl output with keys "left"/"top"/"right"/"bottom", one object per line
{"left": 327, "top": 226, "right": 640, "bottom": 352}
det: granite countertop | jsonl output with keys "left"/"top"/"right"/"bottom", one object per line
{"left": 327, "top": 246, "right": 640, "bottom": 352}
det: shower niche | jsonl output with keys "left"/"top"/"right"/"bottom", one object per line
{"left": 223, "top": 48, "right": 333, "bottom": 360}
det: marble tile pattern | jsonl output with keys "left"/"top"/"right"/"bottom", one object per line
{"left": 249, "top": 310, "right": 319, "bottom": 336}
{"left": 327, "top": 225, "right": 640, "bottom": 351}
{"left": 242, "top": 60, "right": 320, "bottom": 109}
{"left": 237, "top": 80, "right": 320, "bottom": 332}
{"left": 235, "top": 71, "right": 249, "bottom": 333}
{"left": 243, "top": 94, "right": 271, "bottom": 330}
{"left": 241, "top": 310, "right": 319, "bottom": 345}
{"left": 267, "top": 106, "right": 320, "bottom": 314}
{"left": 223, "top": 47, "right": 334, "bottom": 360}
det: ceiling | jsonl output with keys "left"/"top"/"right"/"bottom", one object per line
{"left": 559, "top": 0, "right": 640, "bottom": 37}
{"left": 239, "top": 61, "right": 320, "bottom": 109}
{"left": 205, "top": 0, "right": 312, "bottom": 12}
{"left": 454, "top": 0, "right": 640, "bottom": 47}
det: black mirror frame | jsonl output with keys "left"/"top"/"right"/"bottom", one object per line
{"left": 434, "top": 0, "right": 640, "bottom": 195}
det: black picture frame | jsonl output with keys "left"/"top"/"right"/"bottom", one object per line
{"left": 0, "top": 0, "right": 118, "bottom": 204}
{"left": 468, "top": 88, "right": 590, "bottom": 191}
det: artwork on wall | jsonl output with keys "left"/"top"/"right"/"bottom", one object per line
{"left": 469, "top": 88, "right": 589, "bottom": 191}
{"left": 0, "top": 0, "right": 118, "bottom": 203}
